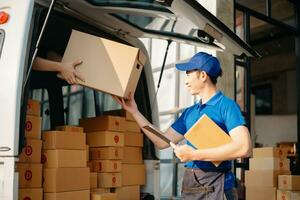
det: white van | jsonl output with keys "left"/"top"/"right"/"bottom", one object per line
{"left": 0, "top": 0, "right": 258, "bottom": 199}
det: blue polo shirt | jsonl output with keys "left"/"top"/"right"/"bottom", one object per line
{"left": 171, "top": 91, "right": 245, "bottom": 190}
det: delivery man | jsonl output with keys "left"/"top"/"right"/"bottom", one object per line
{"left": 113, "top": 52, "right": 252, "bottom": 200}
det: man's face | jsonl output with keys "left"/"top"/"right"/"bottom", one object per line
{"left": 185, "top": 70, "right": 204, "bottom": 95}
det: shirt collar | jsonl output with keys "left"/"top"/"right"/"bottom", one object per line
{"left": 199, "top": 91, "right": 223, "bottom": 106}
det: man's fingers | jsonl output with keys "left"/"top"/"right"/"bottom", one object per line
{"left": 74, "top": 71, "right": 85, "bottom": 82}
{"left": 112, "top": 95, "right": 123, "bottom": 105}
{"left": 73, "top": 60, "right": 83, "bottom": 68}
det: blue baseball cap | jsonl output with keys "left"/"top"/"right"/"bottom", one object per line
{"left": 175, "top": 52, "right": 221, "bottom": 78}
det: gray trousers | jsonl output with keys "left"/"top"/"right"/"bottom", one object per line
{"left": 181, "top": 168, "right": 238, "bottom": 200}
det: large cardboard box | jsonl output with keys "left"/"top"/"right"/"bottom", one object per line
{"left": 79, "top": 116, "right": 126, "bottom": 133}
{"left": 91, "top": 193, "right": 117, "bottom": 200}
{"left": 115, "top": 185, "right": 140, "bottom": 200}
{"left": 44, "top": 190, "right": 90, "bottom": 200}
{"left": 43, "top": 131, "right": 86, "bottom": 150}
{"left": 90, "top": 172, "right": 98, "bottom": 189}
{"left": 91, "top": 160, "right": 122, "bottom": 173}
{"left": 89, "top": 147, "right": 123, "bottom": 160}
{"left": 245, "top": 170, "right": 291, "bottom": 187}
{"left": 249, "top": 157, "right": 290, "bottom": 171}
{"left": 62, "top": 30, "right": 146, "bottom": 98}
{"left": 43, "top": 167, "right": 90, "bottom": 192}
{"left": 91, "top": 188, "right": 110, "bottom": 193}
{"left": 125, "top": 121, "right": 140, "bottom": 133}
{"left": 97, "top": 173, "right": 122, "bottom": 188}
{"left": 122, "top": 147, "right": 143, "bottom": 164}
{"left": 27, "top": 99, "right": 40, "bottom": 116}
{"left": 278, "top": 175, "right": 300, "bottom": 190}
{"left": 25, "top": 115, "right": 41, "bottom": 139}
{"left": 104, "top": 109, "right": 135, "bottom": 121}
{"left": 19, "top": 139, "right": 42, "bottom": 163}
{"left": 55, "top": 125, "right": 84, "bottom": 133}
{"left": 122, "top": 164, "right": 145, "bottom": 186}
{"left": 42, "top": 150, "right": 86, "bottom": 168}
{"left": 86, "top": 131, "right": 124, "bottom": 147}
{"left": 253, "top": 147, "right": 287, "bottom": 158}
{"left": 17, "top": 163, "right": 42, "bottom": 188}
{"left": 124, "top": 132, "right": 143, "bottom": 147}
{"left": 277, "top": 190, "right": 300, "bottom": 200}
{"left": 246, "top": 187, "right": 276, "bottom": 200}
{"left": 19, "top": 188, "right": 43, "bottom": 200}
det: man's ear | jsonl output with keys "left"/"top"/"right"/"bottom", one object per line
{"left": 198, "top": 71, "right": 208, "bottom": 81}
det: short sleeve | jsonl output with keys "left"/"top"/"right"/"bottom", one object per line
{"left": 223, "top": 100, "right": 246, "bottom": 132}
{"left": 171, "top": 109, "right": 188, "bottom": 135}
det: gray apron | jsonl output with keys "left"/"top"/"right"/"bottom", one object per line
{"left": 181, "top": 168, "right": 228, "bottom": 200}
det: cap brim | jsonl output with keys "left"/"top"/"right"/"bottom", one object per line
{"left": 175, "top": 62, "right": 196, "bottom": 71}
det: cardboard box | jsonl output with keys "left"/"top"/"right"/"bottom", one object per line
{"left": 104, "top": 109, "right": 135, "bottom": 121}
{"left": 277, "top": 190, "right": 300, "bottom": 200}
{"left": 91, "top": 160, "right": 122, "bottom": 173}
{"left": 122, "top": 164, "right": 145, "bottom": 186}
{"left": 97, "top": 173, "right": 122, "bottom": 188}
{"left": 55, "top": 125, "right": 84, "bottom": 133}
{"left": 115, "top": 185, "right": 140, "bottom": 200}
{"left": 17, "top": 163, "right": 42, "bottom": 188}
{"left": 89, "top": 147, "right": 123, "bottom": 160}
{"left": 87, "top": 161, "right": 93, "bottom": 170}
{"left": 19, "top": 188, "right": 43, "bottom": 200}
{"left": 43, "top": 131, "right": 86, "bottom": 150}
{"left": 27, "top": 99, "right": 40, "bottom": 116}
{"left": 91, "top": 193, "right": 117, "bottom": 200}
{"left": 122, "top": 147, "right": 143, "bottom": 164}
{"left": 19, "top": 139, "right": 42, "bottom": 163}
{"left": 91, "top": 188, "right": 110, "bottom": 193}
{"left": 246, "top": 187, "right": 276, "bottom": 200}
{"left": 86, "top": 131, "right": 124, "bottom": 147}
{"left": 125, "top": 121, "right": 140, "bottom": 133}
{"left": 43, "top": 167, "right": 90, "bottom": 192}
{"left": 79, "top": 115, "right": 126, "bottom": 133}
{"left": 245, "top": 170, "right": 291, "bottom": 187}
{"left": 44, "top": 190, "right": 90, "bottom": 200}
{"left": 124, "top": 133, "right": 143, "bottom": 147}
{"left": 42, "top": 150, "right": 86, "bottom": 168}
{"left": 278, "top": 175, "right": 300, "bottom": 190}
{"left": 253, "top": 147, "right": 287, "bottom": 158}
{"left": 25, "top": 115, "right": 41, "bottom": 139}
{"left": 86, "top": 145, "right": 89, "bottom": 162}
{"left": 62, "top": 30, "right": 146, "bottom": 98}
{"left": 249, "top": 157, "right": 290, "bottom": 171}
{"left": 90, "top": 172, "right": 97, "bottom": 189}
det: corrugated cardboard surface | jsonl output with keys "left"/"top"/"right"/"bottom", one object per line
{"left": 91, "top": 192, "right": 117, "bottom": 200}
{"left": 89, "top": 147, "right": 124, "bottom": 160}
{"left": 43, "top": 131, "right": 86, "bottom": 150}
{"left": 97, "top": 173, "right": 122, "bottom": 188}
{"left": 25, "top": 115, "right": 41, "bottom": 139}
{"left": 43, "top": 167, "right": 90, "bottom": 192}
{"left": 91, "top": 160, "right": 122, "bottom": 173}
{"left": 19, "top": 139, "right": 42, "bottom": 163}
{"left": 104, "top": 109, "right": 135, "bottom": 121}
{"left": 278, "top": 175, "right": 300, "bottom": 190}
{"left": 253, "top": 147, "right": 287, "bottom": 158}
{"left": 27, "top": 99, "right": 40, "bottom": 116}
{"left": 62, "top": 30, "right": 144, "bottom": 98}
{"left": 122, "top": 164, "right": 145, "bottom": 186}
{"left": 55, "top": 125, "right": 84, "bottom": 133}
{"left": 17, "top": 163, "right": 42, "bottom": 188}
{"left": 125, "top": 121, "right": 140, "bottom": 133}
{"left": 115, "top": 185, "right": 140, "bottom": 200}
{"left": 90, "top": 172, "right": 98, "bottom": 189}
{"left": 246, "top": 187, "right": 276, "bottom": 200}
{"left": 91, "top": 188, "right": 110, "bottom": 193}
{"left": 79, "top": 116, "right": 126, "bottom": 133}
{"left": 277, "top": 190, "right": 300, "bottom": 200}
{"left": 124, "top": 132, "right": 143, "bottom": 147}
{"left": 44, "top": 190, "right": 90, "bottom": 200}
{"left": 122, "top": 147, "right": 143, "bottom": 164}
{"left": 42, "top": 150, "right": 86, "bottom": 168}
{"left": 86, "top": 145, "right": 89, "bottom": 162}
{"left": 86, "top": 131, "right": 124, "bottom": 147}
{"left": 249, "top": 157, "right": 290, "bottom": 171}
{"left": 245, "top": 170, "right": 291, "bottom": 187}
{"left": 19, "top": 188, "right": 43, "bottom": 200}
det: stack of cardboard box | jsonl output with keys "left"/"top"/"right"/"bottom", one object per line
{"left": 42, "top": 126, "right": 90, "bottom": 200}
{"left": 18, "top": 99, "right": 43, "bottom": 200}
{"left": 245, "top": 147, "right": 291, "bottom": 200}
{"left": 277, "top": 175, "right": 300, "bottom": 199}
{"left": 80, "top": 115, "right": 125, "bottom": 200}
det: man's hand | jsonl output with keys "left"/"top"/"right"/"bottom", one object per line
{"left": 170, "top": 142, "right": 198, "bottom": 162}
{"left": 59, "top": 60, "right": 84, "bottom": 84}
{"left": 112, "top": 92, "right": 138, "bottom": 114}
